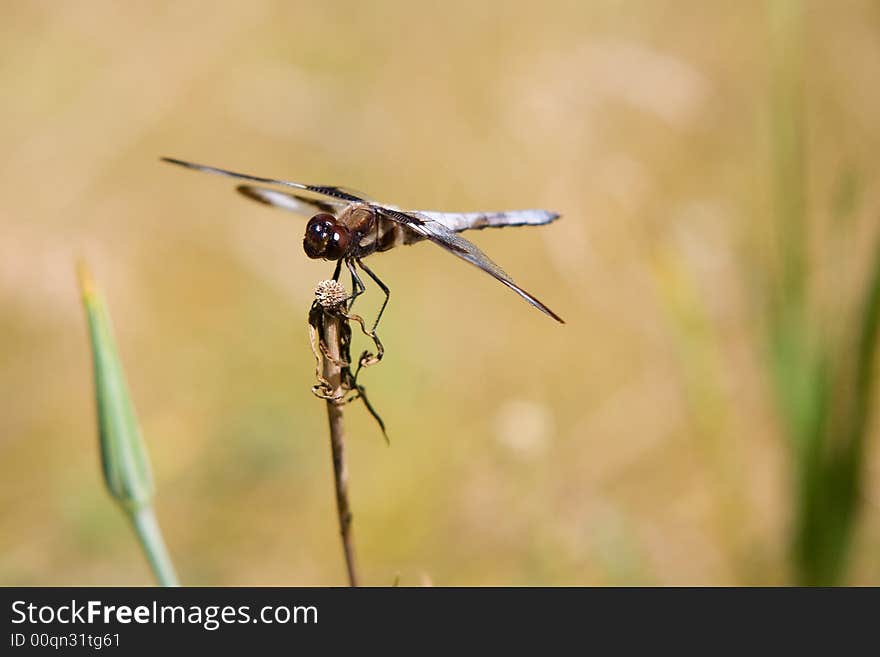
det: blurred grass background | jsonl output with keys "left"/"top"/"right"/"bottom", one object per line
{"left": 1, "top": 0, "right": 879, "bottom": 585}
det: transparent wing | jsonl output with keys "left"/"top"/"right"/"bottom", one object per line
{"left": 412, "top": 209, "right": 560, "bottom": 233}
{"left": 378, "top": 208, "right": 563, "bottom": 323}
{"left": 236, "top": 185, "right": 345, "bottom": 216}
{"left": 161, "top": 157, "right": 369, "bottom": 203}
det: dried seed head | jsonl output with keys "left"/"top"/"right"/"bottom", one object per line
{"left": 315, "top": 279, "right": 347, "bottom": 308}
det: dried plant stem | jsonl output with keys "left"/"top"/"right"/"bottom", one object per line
{"left": 321, "top": 311, "right": 359, "bottom": 587}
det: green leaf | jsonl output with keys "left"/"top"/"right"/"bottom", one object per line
{"left": 78, "top": 262, "right": 179, "bottom": 586}
{"left": 79, "top": 263, "right": 154, "bottom": 510}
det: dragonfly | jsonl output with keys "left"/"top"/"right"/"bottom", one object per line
{"left": 161, "top": 157, "right": 565, "bottom": 329}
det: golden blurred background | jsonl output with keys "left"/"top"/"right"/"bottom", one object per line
{"left": 2, "top": 1, "right": 879, "bottom": 585}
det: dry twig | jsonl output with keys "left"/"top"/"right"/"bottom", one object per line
{"left": 308, "top": 280, "right": 387, "bottom": 587}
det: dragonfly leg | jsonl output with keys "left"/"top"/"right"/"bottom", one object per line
{"left": 345, "top": 258, "right": 366, "bottom": 309}
{"left": 354, "top": 383, "right": 388, "bottom": 444}
{"left": 355, "top": 258, "right": 390, "bottom": 335}
{"left": 331, "top": 259, "right": 343, "bottom": 282}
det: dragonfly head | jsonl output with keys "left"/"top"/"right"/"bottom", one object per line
{"left": 304, "top": 213, "right": 351, "bottom": 261}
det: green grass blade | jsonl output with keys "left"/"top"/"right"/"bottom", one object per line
{"left": 131, "top": 507, "right": 179, "bottom": 588}
{"left": 849, "top": 230, "right": 880, "bottom": 460}
{"left": 78, "top": 262, "right": 179, "bottom": 586}
{"left": 764, "top": 0, "right": 875, "bottom": 580}
{"left": 814, "top": 229, "right": 880, "bottom": 583}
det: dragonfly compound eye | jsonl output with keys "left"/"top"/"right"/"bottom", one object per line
{"left": 322, "top": 225, "right": 351, "bottom": 261}
{"left": 304, "top": 213, "right": 346, "bottom": 260}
